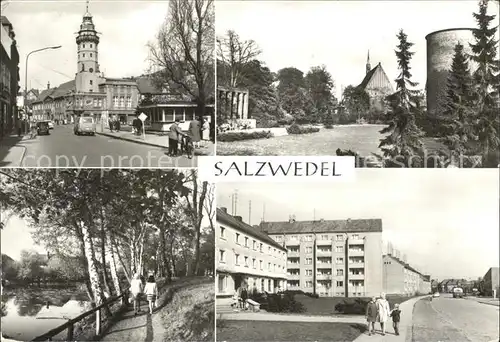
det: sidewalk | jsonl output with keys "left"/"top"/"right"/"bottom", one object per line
{"left": 353, "top": 295, "right": 429, "bottom": 342}
{"left": 465, "top": 296, "right": 500, "bottom": 307}
{"left": 96, "top": 130, "right": 214, "bottom": 155}
{"left": 0, "top": 134, "right": 29, "bottom": 167}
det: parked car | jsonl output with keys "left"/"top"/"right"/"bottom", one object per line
{"left": 433, "top": 292, "right": 440, "bottom": 297}
{"left": 74, "top": 116, "right": 96, "bottom": 135}
{"left": 36, "top": 121, "right": 50, "bottom": 135}
{"left": 48, "top": 121, "right": 54, "bottom": 129}
{"left": 452, "top": 287, "right": 464, "bottom": 298}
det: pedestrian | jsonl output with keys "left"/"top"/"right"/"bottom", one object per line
{"left": 168, "top": 118, "right": 183, "bottom": 156}
{"left": 376, "top": 292, "right": 391, "bottom": 336}
{"left": 17, "top": 118, "right": 22, "bottom": 137}
{"left": 144, "top": 275, "right": 158, "bottom": 314}
{"left": 188, "top": 116, "right": 202, "bottom": 149}
{"left": 390, "top": 303, "right": 402, "bottom": 335}
{"left": 201, "top": 117, "right": 210, "bottom": 142}
{"left": 240, "top": 286, "right": 248, "bottom": 310}
{"left": 365, "top": 296, "right": 378, "bottom": 336}
{"left": 130, "top": 273, "right": 143, "bottom": 315}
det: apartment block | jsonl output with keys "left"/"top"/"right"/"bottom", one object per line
{"left": 216, "top": 207, "right": 288, "bottom": 297}
{"left": 383, "top": 254, "right": 431, "bottom": 295}
{"left": 482, "top": 267, "right": 500, "bottom": 297}
{"left": 261, "top": 218, "right": 383, "bottom": 297}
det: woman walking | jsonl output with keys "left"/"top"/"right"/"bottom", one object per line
{"left": 144, "top": 275, "right": 159, "bottom": 314}
{"left": 130, "top": 273, "right": 143, "bottom": 315}
{"left": 188, "top": 116, "right": 202, "bottom": 149}
{"left": 376, "top": 292, "right": 391, "bottom": 336}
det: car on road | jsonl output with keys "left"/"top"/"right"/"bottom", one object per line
{"left": 74, "top": 116, "right": 96, "bottom": 136}
{"left": 36, "top": 121, "right": 50, "bottom": 135}
{"left": 48, "top": 121, "right": 54, "bottom": 129}
{"left": 433, "top": 292, "right": 440, "bottom": 297}
{"left": 452, "top": 287, "right": 464, "bottom": 298}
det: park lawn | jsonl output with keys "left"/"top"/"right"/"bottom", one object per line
{"left": 216, "top": 320, "right": 366, "bottom": 342}
{"left": 216, "top": 124, "right": 446, "bottom": 157}
{"left": 294, "top": 294, "right": 421, "bottom": 316}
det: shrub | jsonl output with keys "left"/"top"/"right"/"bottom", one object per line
{"left": 287, "top": 124, "right": 320, "bottom": 135}
{"left": 218, "top": 130, "right": 273, "bottom": 142}
{"left": 305, "top": 292, "right": 319, "bottom": 298}
{"left": 266, "top": 293, "right": 305, "bottom": 314}
{"left": 334, "top": 298, "right": 370, "bottom": 315}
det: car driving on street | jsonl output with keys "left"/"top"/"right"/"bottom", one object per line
{"left": 36, "top": 121, "right": 50, "bottom": 135}
{"left": 74, "top": 116, "right": 96, "bottom": 136}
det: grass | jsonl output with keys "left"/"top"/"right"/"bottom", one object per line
{"left": 293, "top": 294, "right": 421, "bottom": 316}
{"left": 216, "top": 320, "right": 366, "bottom": 342}
{"left": 153, "top": 279, "right": 214, "bottom": 342}
{"left": 217, "top": 124, "right": 447, "bottom": 157}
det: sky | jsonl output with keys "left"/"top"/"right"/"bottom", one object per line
{"left": 216, "top": 0, "right": 500, "bottom": 99}
{"left": 1, "top": 215, "right": 45, "bottom": 260}
{"left": 3, "top": 0, "right": 170, "bottom": 91}
{"left": 217, "top": 169, "right": 500, "bottom": 281}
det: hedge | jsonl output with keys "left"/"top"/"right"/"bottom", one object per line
{"left": 287, "top": 124, "right": 321, "bottom": 135}
{"left": 217, "top": 130, "right": 273, "bottom": 142}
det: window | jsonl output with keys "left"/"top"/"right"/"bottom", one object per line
{"left": 351, "top": 234, "right": 359, "bottom": 240}
{"left": 126, "top": 96, "right": 132, "bottom": 108}
{"left": 276, "top": 236, "right": 282, "bottom": 241}
{"left": 93, "top": 98, "right": 98, "bottom": 107}
{"left": 90, "top": 44, "right": 92, "bottom": 48}
{"left": 336, "top": 257, "right": 344, "bottom": 264}
{"left": 244, "top": 256, "right": 249, "bottom": 267}
{"left": 219, "top": 250, "right": 225, "bottom": 262}
{"left": 306, "top": 269, "right": 312, "bottom": 276}
{"left": 336, "top": 246, "right": 344, "bottom": 253}
{"left": 260, "top": 243, "right": 263, "bottom": 252}
{"left": 220, "top": 227, "right": 225, "bottom": 238}
{"left": 305, "top": 258, "right": 312, "bottom": 265}
{"left": 235, "top": 254, "right": 240, "bottom": 265}
{"left": 290, "top": 235, "right": 298, "bottom": 240}
{"left": 83, "top": 44, "right": 85, "bottom": 48}
{"left": 336, "top": 281, "right": 343, "bottom": 287}
{"left": 273, "top": 264, "right": 276, "bottom": 272}
{"left": 98, "top": 99, "right": 103, "bottom": 107}
{"left": 321, "top": 234, "right": 328, "bottom": 240}
{"left": 119, "top": 96, "right": 124, "bottom": 108}
{"left": 253, "top": 240, "right": 256, "bottom": 250}
{"left": 83, "top": 53, "right": 85, "bottom": 57}
{"left": 90, "top": 80, "right": 93, "bottom": 85}
{"left": 245, "top": 237, "right": 249, "bottom": 247}
{"left": 305, "top": 235, "right": 312, "bottom": 241}
{"left": 336, "top": 234, "right": 344, "bottom": 241}
{"left": 235, "top": 233, "right": 240, "bottom": 244}
{"left": 268, "top": 246, "right": 271, "bottom": 254}
{"left": 113, "top": 96, "right": 118, "bottom": 107}
{"left": 305, "top": 247, "right": 312, "bottom": 254}
{"left": 90, "top": 53, "right": 93, "bottom": 57}
{"left": 336, "top": 269, "right": 344, "bottom": 276}
{"left": 252, "top": 258, "right": 256, "bottom": 268}
{"left": 260, "top": 260, "right": 263, "bottom": 270}
{"left": 305, "top": 281, "right": 313, "bottom": 288}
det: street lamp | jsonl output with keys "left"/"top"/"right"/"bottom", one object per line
{"left": 24, "top": 45, "right": 61, "bottom": 125}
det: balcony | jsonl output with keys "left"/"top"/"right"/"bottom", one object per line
{"left": 348, "top": 286, "right": 365, "bottom": 293}
{"left": 316, "top": 239, "right": 332, "bottom": 246}
{"left": 349, "top": 262, "right": 365, "bottom": 268}
{"left": 317, "top": 274, "right": 333, "bottom": 280}
{"left": 348, "top": 239, "right": 365, "bottom": 246}
{"left": 286, "top": 240, "right": 300, "bottom": 246}
{"left": 287, "top": 250, "right": 300, "bottom": 257}
{"left": 349, "top": 274, "right": 365, "bottom": 280}
{"left": 316, "top": 249, "right": 332, "bottom": 255}
{"left": 348, "top": 249, "right": 364, "bottom": 256}
{"left": 287, "top": 273, "right": 300, "bottom": 279}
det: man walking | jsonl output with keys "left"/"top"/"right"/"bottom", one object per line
{"left": 168, "top": 118, "right": 183, "bottom": 156}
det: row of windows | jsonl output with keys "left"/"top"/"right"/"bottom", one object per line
{"left": 274, "top": 234, "right": 362, "bottom": 242}
{"left": 288, "top": 246, "right": 346, "bottom": 253}
{"left": 287, "top": 280, "right": 345, "bottom": 288}
{"left": 219, "top": 225, "right": 286, "bottom": 260}
{"left": 79, "top": 43, "right": 94, "bottom": 49}
{"left": 288, "top": 256, "right": 364, "bottom": 265}
{"left": 80, "top": 52, "right": 96, "bottom": 58}
{"left": 218, "top": 249, "right": 285, "bottom": 274}
{"left": 289, "top": 269, "right": 345, "bottom": 276}
{"left": 112, "top": 96, "right": 133, "bottom": 109}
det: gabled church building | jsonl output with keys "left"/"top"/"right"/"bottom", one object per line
{"left": 358, "top": 51, "right": 394, "bottom": 113}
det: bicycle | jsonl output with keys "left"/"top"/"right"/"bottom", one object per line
{"left": 180, "top": 135, "right": 194, "bottom": 159}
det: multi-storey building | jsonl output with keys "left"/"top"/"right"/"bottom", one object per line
{"left": 482, "top": 267, "right": 499, "bottom": 297}
{"left": 261, "top": 218, "right": 383, "bottom": 297}
{"left": 0, "top": 16, "right": 20, "bottom": 139}
{"left": 216, "top": 207, "right": 288, "bottom": 297}
{"left": 383, "top": 254, "right": 431, "bottom": 295}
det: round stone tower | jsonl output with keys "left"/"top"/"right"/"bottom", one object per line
{"left": 75, "top": 2, "right": 101, "bottom": 93}
{"left": 425, "top": 28, "right": 476, "bottom": 116}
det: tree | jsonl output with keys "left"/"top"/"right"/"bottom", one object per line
{"left": 379, "top": 30, "right": 425, "bottom": 166}
{"left": 1, "top": 253, "right": 19, "bottom": 281}
{"left": 441, "top": 43, "right": 477, "bottom": 159}
{"left": 148, "top": 0, "right": 215, "bottom": 117}
{"left": 217, "top": 30, "right": 261, "bottom": 88}
{"left": 276, "top": 67, "right": 312, "bottom": 121}
{"left": 203, "top": 183, "right": 215, "bottom": 234}
{"left": 469, "top": 0, "right": 500, "bottom": 166}
{"left": 304, "top": 65, "right": 337, "bottom": 123}
{"left": 18, "top": 250, "right": 45, "bottom": 281}
{"left": 342, "top": 85, "right": 370, "bottom": 122}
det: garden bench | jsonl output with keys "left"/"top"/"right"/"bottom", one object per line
{"left": 246, "top": 298, "right": 260, "bottom": 312}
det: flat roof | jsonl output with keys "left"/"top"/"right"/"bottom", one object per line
{"left": 425, "top": 28, "right": 476, "bottom": 40}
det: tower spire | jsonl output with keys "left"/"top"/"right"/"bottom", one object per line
{"left": 86, "top": 0, "right": 89, "bottom": 13}
{"left": 366, "top": 50, "right": 371, "bottom": 74}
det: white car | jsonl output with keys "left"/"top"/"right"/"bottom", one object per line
{"left": 433, "top": 292, "right": 440, "bottom": 297}
{"left": 48, "top": 121, "right": 54, "bottom": 129}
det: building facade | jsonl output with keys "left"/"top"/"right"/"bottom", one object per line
{"left": 482, "top": 267, "right": 499, "bottom": 297}
{"left": 261, "top": 218, "right": 384, "bottom": 297}
{"left": 358, "top": 51, "right": 394, "bottom": 113}
{"left": 216, "top": 207, "right": 288, "bottom": 297}
{"left": 382, "top": 254, "right": 431, "bottom": 295}
{"left": 0, "top": 16, "right": 20, "bottom": 139}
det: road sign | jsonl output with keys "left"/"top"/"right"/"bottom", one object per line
{"left": 138, "top": 112, "right": 147, "bottom": 122}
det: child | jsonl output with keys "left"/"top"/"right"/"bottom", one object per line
{"left": 365, "top": 296, "right": 378, "bottom": 336}
{"left": 390, "top": 304, "right": 402, "bottom": 336}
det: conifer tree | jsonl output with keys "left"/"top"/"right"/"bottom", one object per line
{"left": 379, "top": 30, "right": 425, "bottom": 167}
{"left": 441, "top": 43, "right": 476, "bottom": 158}
{"left": 469, "top": 0, "right": 500, "bottom": 166}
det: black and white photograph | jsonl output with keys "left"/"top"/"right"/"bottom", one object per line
{"left": 0, "top": 169, "right": 215, "bottom": 341}
{"left": 216, "top": 0, "right": 500, "bottom": 168}
{"left": 0, "top": 0, "right": 215, "bottom": 168}
{"left": 215, "top": 170, "right": 499, "bottom": 341}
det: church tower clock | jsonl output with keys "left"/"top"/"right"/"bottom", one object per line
{"left": 75, "top": 1, "right": 101, "bottom": 93}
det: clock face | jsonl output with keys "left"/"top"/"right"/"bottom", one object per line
{"left": 89, "top": 68, "right": 94, "bottom": 73}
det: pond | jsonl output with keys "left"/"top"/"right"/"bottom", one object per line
{"left": 1, "top": 285, "right": 91, "bottom": 341}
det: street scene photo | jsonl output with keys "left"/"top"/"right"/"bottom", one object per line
{"left": 0, "top": 0, "right": 215, "bottom": 167}
{"left": 0, "top": 169, "right": 215, "bottom": 342}
{"left": 216, "top": 0, "right": 499, "bottom": 168}
{"left": 215, "top": 170, "right": 499, "bottom": 342}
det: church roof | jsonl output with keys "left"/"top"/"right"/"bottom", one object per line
{"left": 359, "top": 63, "right": 382, "bottom": 89}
